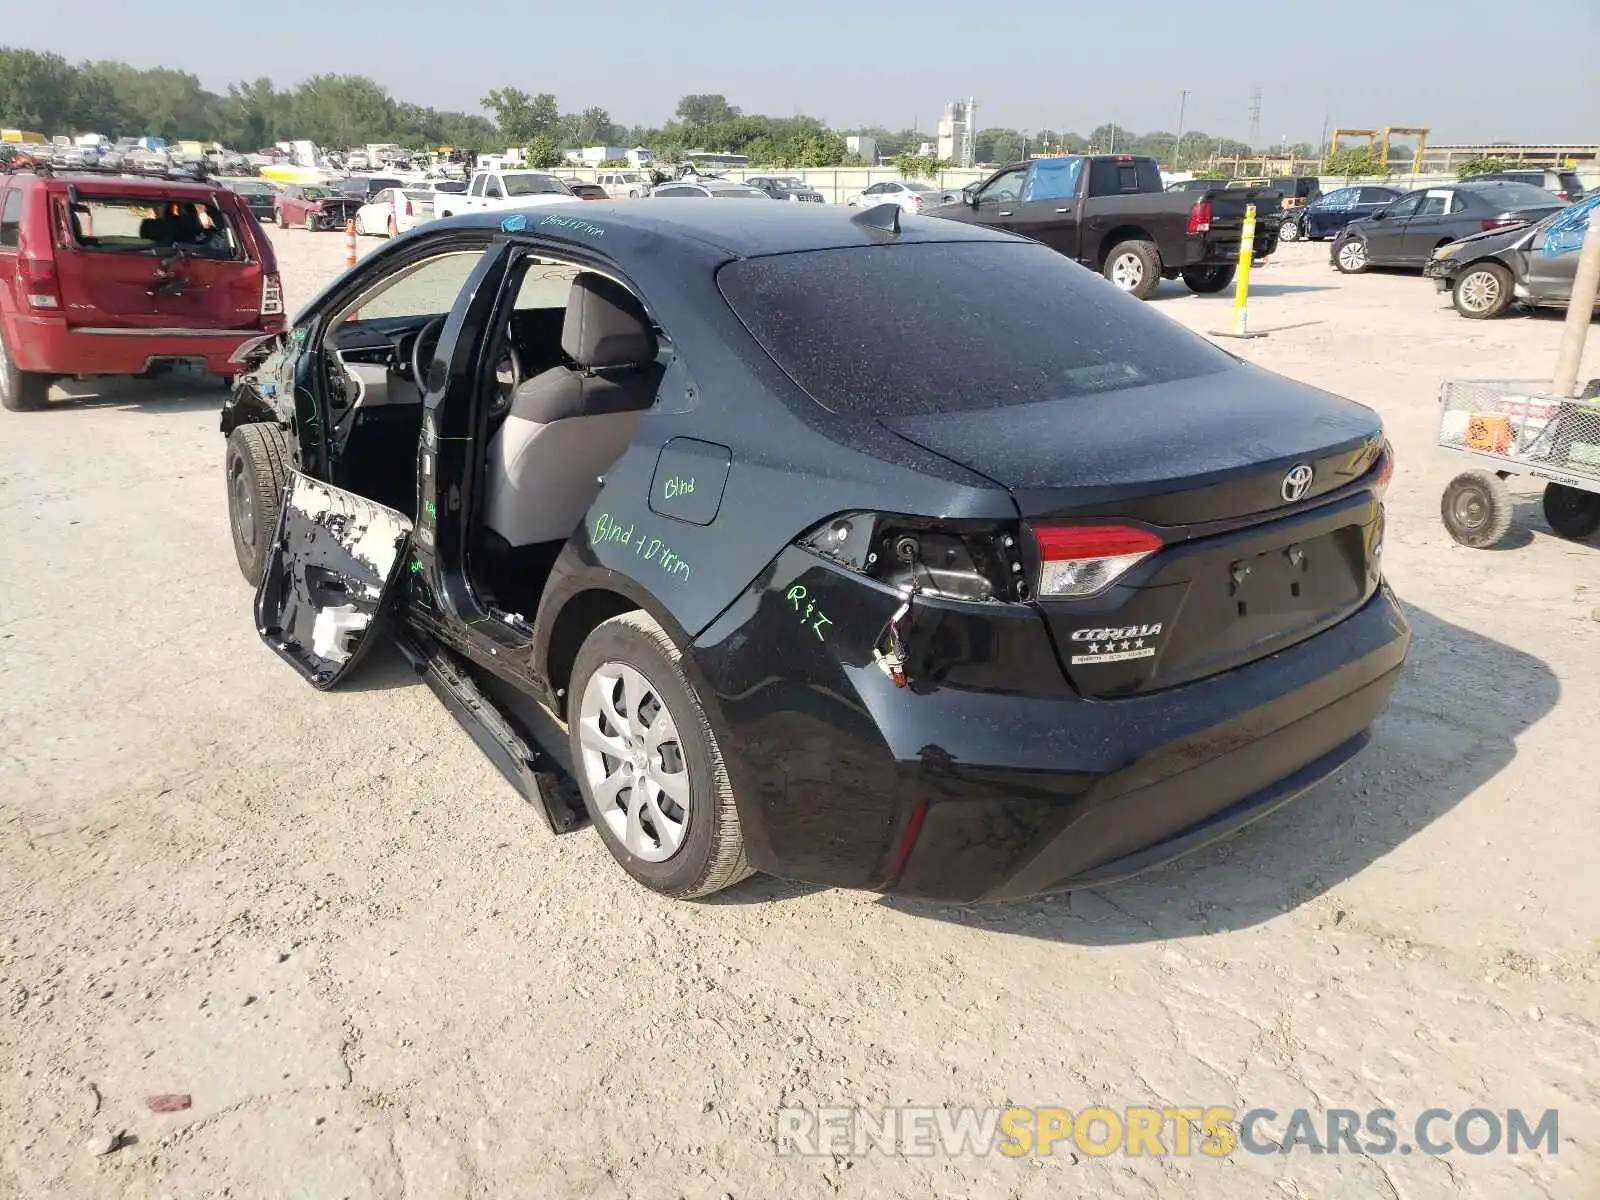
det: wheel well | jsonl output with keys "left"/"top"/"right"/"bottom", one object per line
{"left": 1096, "top": 226, "right": 1157, "bottom": 268}
{"left": 544, "top": 588, "right": 640, "bottom": 712}
{"left": 1435, "top": 238, "right": 1457, "bottom": 250}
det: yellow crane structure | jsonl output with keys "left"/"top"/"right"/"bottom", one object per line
{"left": 1328, "top": 127, "right": 1430, "bottom": 173}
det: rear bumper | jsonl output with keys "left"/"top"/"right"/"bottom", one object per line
{"left": 5, "top": 312, "right": 281, "bottom": 376}
{"left": 695, "top": 556, "right": 1409, "bottom": 903}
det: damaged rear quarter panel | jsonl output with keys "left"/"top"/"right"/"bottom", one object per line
{"left": 254, "top": 473, "right": 414, "bottom": 689}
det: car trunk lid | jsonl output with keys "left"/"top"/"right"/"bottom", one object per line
{"left": 51, "top": 189, "right": 264, "bottom": 331}
{"left": 880, "top": 368, "right": 1388, "bottom": 696}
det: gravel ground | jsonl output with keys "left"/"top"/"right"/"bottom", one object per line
{"left": 1, "top": 227, "right": 1596, "bottom": 1200}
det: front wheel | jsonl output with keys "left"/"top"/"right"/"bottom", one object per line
{"left": 304, "top": 213, "right": 316, "bottom": 232}
{"left": 276, "top": 208, "right": 286, "bottom": 228}
{"left": 1182, "top": 264, "right": 1236, "bottom": 294}
{"left": 1441, "top": 470, "right": 1514, "bottom": 548}
{"left": 1452, "top": 262, "right": 1513, "bottom": 319}
{"left": 568, "top": 611, "right": 752, "bottom": 899}
{"left": 1103, "top": 239, "right": 1162, "bottom": 299}
{"left": 1542, "top": 483, "right": 1600, "bottom": 540}
{"left": 226, "top": 422, "right": 291, "bottom": 583}
{"left": 1278, "top": 217, "right": 1301, "bottom": 243}
{"left": 1334, "top": 238, "right": 1369, "bottom": 274}
{"left": 0, "top": 327, "right": 51, "bottom": 412}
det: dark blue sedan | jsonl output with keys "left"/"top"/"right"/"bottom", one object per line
{"left": 1278, "top": 185, "right": 1402, "bottom": 243}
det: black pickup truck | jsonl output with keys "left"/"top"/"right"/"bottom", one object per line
{"left": 925, "top": 154, "right": 1282, "bottom": 299}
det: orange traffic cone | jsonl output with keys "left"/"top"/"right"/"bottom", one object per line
{"left": 345, "top": 220, "right": 357, "bottom": 267}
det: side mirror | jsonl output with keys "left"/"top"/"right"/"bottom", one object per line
{"left": 964, "top": 187, "right": 978, "bottom": 207}
{"left": 1371, "top": 210, "right": 1387, "bottom": 220}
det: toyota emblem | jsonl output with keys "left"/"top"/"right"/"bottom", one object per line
{"left": 1281, "top": 464, "right": 1314, "bottom": 503}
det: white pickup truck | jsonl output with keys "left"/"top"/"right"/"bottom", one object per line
{"left": 432, "top": 168, "right": 586, "bottom": 220}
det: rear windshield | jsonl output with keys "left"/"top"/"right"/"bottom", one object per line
{"left": 227, "top": 181, "right": 273, "bottom": 196}
{"left": 68, "top": 196, "right": 241, "bottom": 259}
{"left": 504, "top": 173, "right": 568, "bottom": 196}
{"left": 1471, "top": 182, "right": 1563, "bottom": 207}
{"left": 718, "top": 242, "right": 1233, "bottom": 417}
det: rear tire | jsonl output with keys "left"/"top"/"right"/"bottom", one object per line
{"left": 1182, "top": 264, "right": 1236, "bottom": 294}
{"left": 1441, "top": 471, "right": 1514, "bottom": 548}
{"left": 0, "top": 327, "right": 50, "bottom": 412}
{"left": 1452, "top": 262, "right": 1513, "bottom": 319}
{"left": 1278, "top": 217, "right": 1301, "bottom": 242}
{"left": 1103, "top": 239, "right": 1162, "bottom": 299}
{"left": 226, "top": 422, "right": 291, "bottom": 583}
{"left": 568, "top": 611, "right": 752, "bottom": 900}
{"left": 1542, "top": 483, "right": 1600, "bottom": 540}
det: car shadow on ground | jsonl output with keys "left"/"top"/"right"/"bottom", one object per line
{"left": 37, "top": 372, "right": 229, "bottom": 413}
{"left": 1151, "top": 282, "right": 1337, "bottom": 300}
{"left": 878, "top": 601, "right": 1558, "bottom": 943}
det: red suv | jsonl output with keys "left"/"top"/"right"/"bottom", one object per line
{"left": 0, "top": 167, "right": 285, "bottom": 411}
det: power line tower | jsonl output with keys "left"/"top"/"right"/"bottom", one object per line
{"left": 1247, "top": 87, "right": 1262, "bottom": 152}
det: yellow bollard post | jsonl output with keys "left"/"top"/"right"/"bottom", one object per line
{"left": 1211, "top": 202, "right": 1268, "bottom": 339}
{"left": 1232, "top": 204, "right": 1256, "bottom": 335}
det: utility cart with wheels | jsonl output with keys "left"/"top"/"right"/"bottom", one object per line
{"left": 1436, "top": 379, "right": 1600, "bottom": 547}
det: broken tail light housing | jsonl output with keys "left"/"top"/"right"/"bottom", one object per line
{"left": 260, "top": 272, "right": 284, "bottom": 316}
{"left": 1187, "top": 198, "right": 1213, "bottom": 234}
{"left": 798, "top": 513, "right": 1028, "bottom": 602}
{"left": 1031, "top": 523, "right": 1164, "bottom": 598}
{"left": 1481, "top": 217, "right": 1522, "bottom": 231}
{"left": 19, "top": 256, "right": 60, "bottom": 309}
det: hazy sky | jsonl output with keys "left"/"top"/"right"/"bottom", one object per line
{"left": 6, "top": 0, "right": 1596, "bottom": 144}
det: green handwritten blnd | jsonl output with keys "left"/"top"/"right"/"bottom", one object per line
{"left": 423, "top": 499, "right": 437, "bottom": 520}
{"left": 662, "top": 475, "right": 696, "bottom": 500}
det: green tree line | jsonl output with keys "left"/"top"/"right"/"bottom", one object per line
{"left": 3, "top": 48, "right": 1307, "bottom": 170}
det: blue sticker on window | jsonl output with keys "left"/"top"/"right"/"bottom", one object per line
{"left": 501, "top": 213, "right": 528, "bottom": 233}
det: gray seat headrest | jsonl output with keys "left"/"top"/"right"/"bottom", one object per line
{"left": 561, "top": 272, "right": 656, "bottom": 369}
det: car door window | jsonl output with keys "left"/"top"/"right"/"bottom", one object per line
{"left": 1415, "top": 192, "right": 1449, "bottom": 217}
{"left": 979, "top": 168, "right": 1027, "bottom": 204}
{"left": 1383, "top": 194, "right": 1424, "bottom": 219}
{"left": 484, "top": 178, "right": 504, "bottom": 200}
{"left": 514, "top": 257, "right": 582, "bottom": 310}
{"left": 1357, "top": 188, "right": 1394, "bottom": 205}
{"left": 0, "top": 188, "right": 21, "bottom": 248}
{"left": 469, "top": 175, "right": 486, "bottom": 197}
{"left": 333, "top": 249, "right": 490, "bottom": 325}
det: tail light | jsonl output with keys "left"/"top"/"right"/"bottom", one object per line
{"left": 911, "top": 193, "right": 924, "bottom": 209}
{"left": 1031, "top": 523, "right": 1163, "bottom": 598}
{"left": 1480, "top": 217, "right": 1521, "bottom": 231}
{"left": 19, "top": 256, "right": 59, "bottom": 309}
{"left": 1372, "top": 440, "right": 1394, "bottom": 495}
{"left": 1187, "top": 198, "right": 1212, "bottom": 234}
{"left": 403, "top": 196, "right": 413, "bottom": 216}
{"left": 1556, "top": 191, "right": 1569, "bottom": 201}
{"left": 260, "top": 272, "right": 284, "bottom": 316}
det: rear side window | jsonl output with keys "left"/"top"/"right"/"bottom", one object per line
{"left": 1474, "top": 182, "right": 1563, "bottom": 208}
{"left": 0, "top": 188, "right": 21, "bottom": 248}
{"left": 1088, "top": 159, "right": 1160, "bottom": 195}
{"left": 718, "top": 242, "right": 1234, "bottom": 418}
{"left": 68, "top": 196, "right": 241, "bottom": 259}
{"left": 1559, "top": 172, "right": 1583, "bottom": 196}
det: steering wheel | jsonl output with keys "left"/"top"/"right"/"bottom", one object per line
{"left": 410, "top": 314, "right": 448, "bottom": 390}
{"left": 490, "top": 334, "right": 524, "bottom": 417}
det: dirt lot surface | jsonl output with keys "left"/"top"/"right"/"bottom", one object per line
{"left": 1, "top": 227, "right": 1596, "bottom": 1200}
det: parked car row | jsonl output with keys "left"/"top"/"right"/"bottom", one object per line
{"left": 1309, "top": 178, "right": 1590, "bottom": 321}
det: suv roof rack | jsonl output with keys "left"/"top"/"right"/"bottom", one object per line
{"left": 1, "top": 160, "right": 219, "bottom": 185}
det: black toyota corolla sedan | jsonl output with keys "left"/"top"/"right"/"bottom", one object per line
{"left": 220, "top": 201, "right": 1407, "bottom": 904}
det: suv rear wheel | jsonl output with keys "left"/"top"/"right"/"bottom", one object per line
{"left": 226, "top": 422, "right": 291, "bottom": 583}
{"left": 0, "top": 328, "right": 51, "bottom": 412}
{"left": 568, "top": 611, "right": 752, "bottom": 899}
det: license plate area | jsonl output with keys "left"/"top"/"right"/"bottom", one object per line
{"left": 1226, "top": 527, "right": 1364, "bottom": 626}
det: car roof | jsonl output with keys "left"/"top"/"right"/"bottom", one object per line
{"left": 444, "top": 201, "right": 1021, "bottom": 256}
{"left": 8, "top": 169, "right": 226, "bottom": 200}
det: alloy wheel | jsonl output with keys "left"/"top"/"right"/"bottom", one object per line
{"left": 1458, "top": 269, "right": 1501, "bottom": 314}
{"left": 578, "top": 661, "right": 691, "bottom": 862}
{"left": 1110, "top": 253, "right": 1145, "bottom": 291}
{"left": 1338, "top": 241, "right": 1366, "bottom": 271}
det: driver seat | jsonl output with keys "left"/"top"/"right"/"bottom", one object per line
{"left": 482, "top": 273, "right": 662, "bottom": 548}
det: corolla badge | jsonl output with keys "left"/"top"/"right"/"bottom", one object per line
{"left": 1281, "top": 463, "right": 1314, "bottom": 503}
